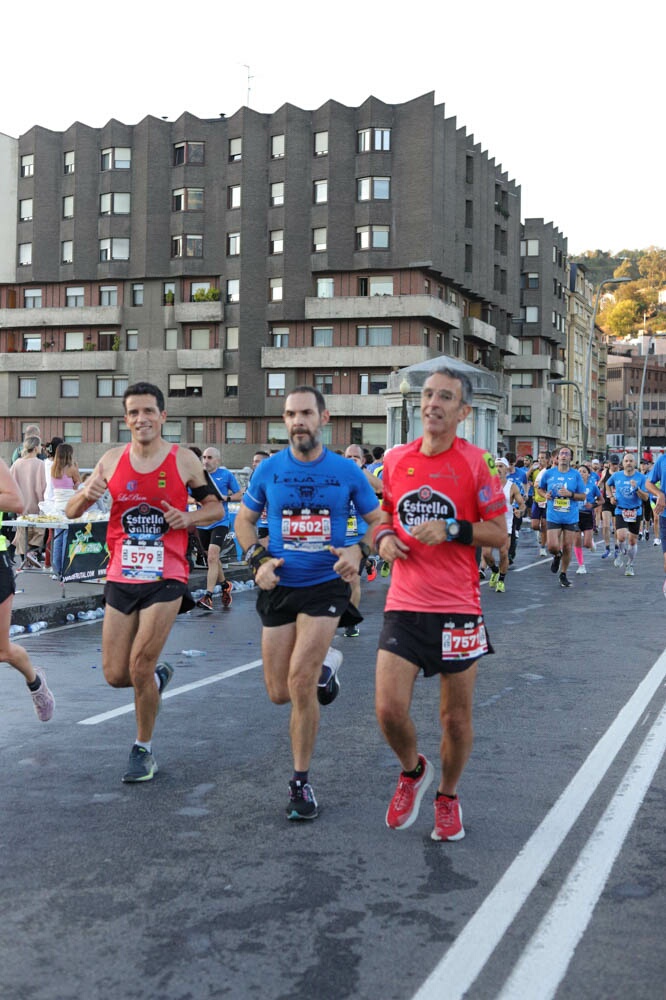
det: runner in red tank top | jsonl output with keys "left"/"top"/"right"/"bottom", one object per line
{"left": 66, "top": 382, "right": 222, "bottom": 783}
{"left": 374, "top": 368, "right": 506, "bottom": 842}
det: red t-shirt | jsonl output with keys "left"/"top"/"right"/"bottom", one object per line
{"left": 381, "top": 437, "right": 506, "bottom": 614}
{"left": 106, "top": 444, "right": 189, "bottom": 584}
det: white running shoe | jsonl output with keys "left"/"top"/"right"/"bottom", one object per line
{"left": 654, "top": 539, "right": 661, "bottom": 547}
{"left": 625, "top": 565, "right": 635, "bottom": 577}
{"left": 575, "top": 565, "right": 587, "bottom": 574}
{"left": 613, "top": 556, "right": 623, "bottom": 568}
{"left": 662, "top": 578, "right": 666, "bottom": 598}
{"left": 539, "top": 547, "right": 549, "bottom": 557}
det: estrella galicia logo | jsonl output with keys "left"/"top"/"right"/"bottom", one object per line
{"left": 397, "top": 487, "right": 455, "bottom": 531}
{"left": 121, "top": 503, "right": 167, "bottom": 540}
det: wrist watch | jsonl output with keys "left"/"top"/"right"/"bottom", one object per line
{"left": 357, "top": 541, "right": 371, "bottom": 559}
{"left": 444, "top": 518, "right": 461, "bottom": 540}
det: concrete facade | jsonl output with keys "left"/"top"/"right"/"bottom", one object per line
{"left": 0, "top": 93, "right": 522, "bottom": 467}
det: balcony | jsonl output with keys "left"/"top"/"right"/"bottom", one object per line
{"left": 304, "top": 294, "right": 460, "bottom": 328}
{"left": 261, "top": 345, "right": 434, "bottom": 370}
{"left": 176, "top": 349, "right": 224, "bottom": 370}
{"left": 0, "top": 305, "right": 122, "bottom": 328}
{"left": 550, "top": 358, "right": 565, "bottom": 377}
{"left": 496, "top": 332, "right": 521, "bottom": 356}
{"left": 462, "top": 316, "right": 496, "bottom": 347}
{"left": 325, "top": 394, "right": 386, "bottom": 417}
{"left": 503, "top": 354, "right": 558, "bottom": 372}
{"left": 174, "top": 301, "right": 224, "bottom": 324}
{"left": 2, "top": 350, "right": 118, "bottom": 372}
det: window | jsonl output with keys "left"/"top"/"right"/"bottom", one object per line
{"left": 165, "top": 328, "right": 178, "bottom": 350}
{"left": 465, "top": 156, "right": 474, "bottom": 184}
{"left": 270, "top": 181, "right": 284, "bottom": 206}
{"left": 312, "top": 227, "right": 327, "bottom": 252}
{"left": 226, "top": 421, "right": 246, "bottom": 444}
{"left": 512, "top": 405, "right": 532, "bottom": 423}
{"left": 172, "top": 188, "right": 204, "bottom": 212}
{"left": 359, "top": 372, "right": 389, "bottom": 395}
{"left": 268, "top": 372, "right": 285, "bottom": 397}
{"left": 522, "top": 272, "right": 539, "bottom": 289}
{"left": 101, "top": 147, "right": 131, "bottom": 170}
{"left": 99, "top": 238, "right": 130, "bottom": 261}
{"left": 269, "top": 278, "right": 283, "bottom": 302}
{"left": 271, "top": 327, "right": 289, "bottom": 347}
{"left": 369, "top": 276, "right": 393, "bottom": 295}
{"left": 19, "top": 199, "right": 33, "bottom": 221}
{"left": 24, "top": 289, "right": 42, "bottom": 309}
{"left": 66, "top": 286, "right": 84, "bottom": 307}
{"left": 520, "top": 339, "right": 534, "bottom": 355}
{"left": 168, "top": 374, "right": 203, "bottom": 397}
{"left": 227, "top": 232, "right": 241, "bottom": 256}
{"left": 131, "top": 283, "right": 143, "bottom": 306}
{"left": 314, "top": 374, "right": 333, "bottom": 394}
{"left": 101, "top": 421, "right": 112, "bottom": 443}
{"left": 226, "top": 326, "right": 239, "bottom": 350}
{"left": 171, "top": 235, "right": 203, "bottom": 258}
{"left": 190, "top": 328, "right": 210, "bottom": 350}
{"left": 190, "top": 281, "right": 210, "bottom": 299}
{"left": 314, "top": 131, "right": 328, "bottom": 156}
{"left": 63, "top": 421, "right": 82, "bottom": 443}
{"left": 465, "top": 200, "right": 473, "bottom": 228}
{"left": 357, "top": 128, "right": 391, "bottom": 151}
{"left": 162, "top": 422, "right": 181, "bottom": 443}
{"left": 163, "top": 282, "right": 176, "bottom": 305}
{"left": 267, "top": 421, "right": 289, "bottom": 444}
{"left": 316, "top": 278, "right": 334, "bottom": 298}
{"left": 229, "top": 137, "right": 242, "bottom": 162}
{"left": 313, "top": 327, "right": 333, "bottom": 347}
{"left": 20, "top": 154, "right": 34, "bottom": 177}
{"left": 100, "top": 192, "right": 131, "bottom": 215}
{"left": 313, "top": 179, "right": 328, "bottom": 204}
{"left": 61, "top": 377, "right": 80, "bottom": 398}
{"left": 357, "top": 176, "right": 390, "bottom": 201}
{"left": 511, "top": 372, "right": 535, "bottom": 388}
{"left": 356, "top": 225, "right": 389, "bottom": 250}
{"left": 126, "top": 329, "right": 138, "bottom": 351}
{"left": 62, "top": 195, "right": 74, "bottom": 219}
{"left": 525, "top": 306, "right": 539, "bottom": 323}
{"left": 228, "top": 185, "right": 241, "bottom": 209}
{"left": 23, "top": 335, "right": 41, "bottom": 352}
{"left": 464, "top": 244, "right": 473, "bottom": 272}
{"left": 225, "top": 373, "right": 238, "bottom": 397}
{"left": 64, "top": 150, "right": 75, "bottom": 174}
{"left": 269, "top": 229, "right": 283, "bottom": 254}
{"left": 271, "top": 134, "right": 285, "bottom": 158}
{"left": 192, "top": 421, "right": 204, "bottom": 443}
{"left": 357, "top": 325, "right": 392, "bottom": 347}
{"left": 520, "top": 239, "right": 540, "bottom": 257}
{"left": 65, "top": 332, "right": 84, "bottom": 351}
{"left": 61, "top": 240, "right": 73, "bottom": 264}
{"left": 19, "top": 378, "right": 37, "bottom": 398}
{"left": 18, "top": 243, "right": 32, "bottom": 266}
{"left": 226, "top": 279, "right": 240, "bottom": 303}
{"left": 173, "top": 142, "right": 204, "bottom": 165}
{"left": 100, "top": 285, "right": 118, "bottom": 306}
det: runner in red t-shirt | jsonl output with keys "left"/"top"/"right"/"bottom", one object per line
{"left": 374, "top": 368, "right": 506, "bottom": 841}
{"left": 66, "top": 382, "right": 222, "bottom": 783}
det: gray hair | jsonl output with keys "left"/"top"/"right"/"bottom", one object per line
{"left": 21, "top": 435, "right": 41, "bottom": 456}
{"left": 426, "top": 367, "right": 474, "bottom": 406}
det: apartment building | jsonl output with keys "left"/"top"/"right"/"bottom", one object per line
{"left": 0, "top": 93, "right": 521, "bottom": 467}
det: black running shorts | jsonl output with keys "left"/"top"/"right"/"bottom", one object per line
{"left": 199, "top": 525, "right": 229, "bottom": 550}
{"left": 104, "top": 579, "right": 189, "bottom": 615}
{"left": 614, "top": 514, "right": 640, "bottom": 536}
{"left": 378, "top": 610, "right": 493, "bottom": 677}
{"left": 0, "top": 552, "right": 15, "bottom": 605}
{"left": 256, "top": 577, "right": 356, "bottom": 628}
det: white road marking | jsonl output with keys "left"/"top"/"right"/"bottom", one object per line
{"left": 412, "top": 647, "right": 666, "bottom": 1000}
{"left": 78, "top": 659, "right": 263, "bottom": 725}
{"left": 498, "top": 698, "right": 666, "bottom": 999}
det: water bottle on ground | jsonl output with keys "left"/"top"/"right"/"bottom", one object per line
{"left": 27, "top": 621, "right": 48, "bottom": 633}
{"left": 182, "top": 649, "right": 206, "bottom": 657}
{"left": 9, "top": 624, "right": 26, "bottom": 636}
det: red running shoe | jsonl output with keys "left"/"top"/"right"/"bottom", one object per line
{"left": 431, "top": 794, "right": 465, "bottom": 841}
{"left": 366, "top": 559, "right": 377, "bottom": 582}
{"left": 221, "top": 581, "right": 233, "bottom": 607}
{"left": 385, "top": 755, "right": 433, "bottom": 829}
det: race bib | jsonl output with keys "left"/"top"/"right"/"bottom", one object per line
{"left": 622, "top": 508, "right": 637, "bottom": 523}
{"left": 553, "top": 497, "right": 571, "bottom": 511}
{"left": 441, "top": 617, "right": 488, "bottom": 661}
{"left": 346, "top": 514, "right": 358, "bottom": 536}
{"left": 281, "top": 507, "right": 331, "bottom": 551}
{"left": 121, "top": 538, "right": 164, "bottom": 580}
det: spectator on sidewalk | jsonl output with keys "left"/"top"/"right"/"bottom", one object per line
{"left": 10, "top": 436, "right": 47, "bottom": 569}
{"left": 50, "top": 444, "right": 82, "bottom": 578}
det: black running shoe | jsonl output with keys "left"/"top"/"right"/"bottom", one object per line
{"left": 286, "top": 780, "right": 318, "bottom": 820}
{"left": 551, "top": 553, "right": 561, "bottom": 574}
{"left": 317, "top": 648, "right": 342, "bottom": 705}
{"left": 155, "top": 662, "right": 174, "bottom": 715}
{"left": 122, "top": 744, "right": 158, "bottom": 783}
{"left": 559, "top": 573, "right": 572, "bottom": 588}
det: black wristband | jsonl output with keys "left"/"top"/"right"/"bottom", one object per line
{"left": 456, "top": 519, "right": 474, "bottom": 545}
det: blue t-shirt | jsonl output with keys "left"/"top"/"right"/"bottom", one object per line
{"left": 581, "top": 481, "right": 601, "bottom": 510}
{"left": 540, "top": 467, "right": 586, "bottom": 524}
{"left": 346, "top": 501, "right": 368, "bottom": 542}
{"left": 243, "top": 447, "right": 379, "bottom": 587}
{"left": 508, "top": 468, "right": 528, "bottom": 495}
{"left": 606, "top": 469, "right": 646, "bottom": 516}
{"left": 204, "top": 467, "right": 240, "bottom": 529}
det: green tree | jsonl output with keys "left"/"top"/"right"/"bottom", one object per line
{"left": 638, "top": 247, "right": 666, "bottom": 286}
{"left": 604, "top": 299, "right": 639, "bottom": 337}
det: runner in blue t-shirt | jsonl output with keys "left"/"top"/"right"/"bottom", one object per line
{"left": 341, "top": 443, "right": 384, "bottom": 637}
{"left": 235, "top": 386, "right": 381, "bottom": 821}
{"left": 195, "top": 448, "right": 242, "bottom": 611}
{"left": 648, "top": 456, "right": 666, "bottom": 594}
{"left": 539, "top": 446, "right": 586, "bottom": 588}
{"left": 608, "top": 453, "right": 661, "bottom": 576}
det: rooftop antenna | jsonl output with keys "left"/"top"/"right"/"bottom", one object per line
{"left": 243, "top": 64, "right": 254, "bottom": 107}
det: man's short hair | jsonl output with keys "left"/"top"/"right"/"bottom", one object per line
{"left": 287, "top": 384, "right": 326, "bottom": 414}
{"left": 123, "top": 381, "right": 165, "bottom": 413}
{"left": 372, "top": 446, "right": 385, "bottom": 460}
{"left": 427, "top": 367, "right": 473, "bottom": 406}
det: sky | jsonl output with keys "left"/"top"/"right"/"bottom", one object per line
{"left": 2, "top": 0, "right": 661, "bottom": 256}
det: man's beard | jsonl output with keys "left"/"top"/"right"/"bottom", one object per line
{"left": 291, "top": 428, "right": 321, "bottom": 455}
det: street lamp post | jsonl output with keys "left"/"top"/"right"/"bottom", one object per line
{"left": 583, "top": 277, "right": 631, "bottom": 460}
{"left": 548, "top": 379, "right": 583, "bottom": 459}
